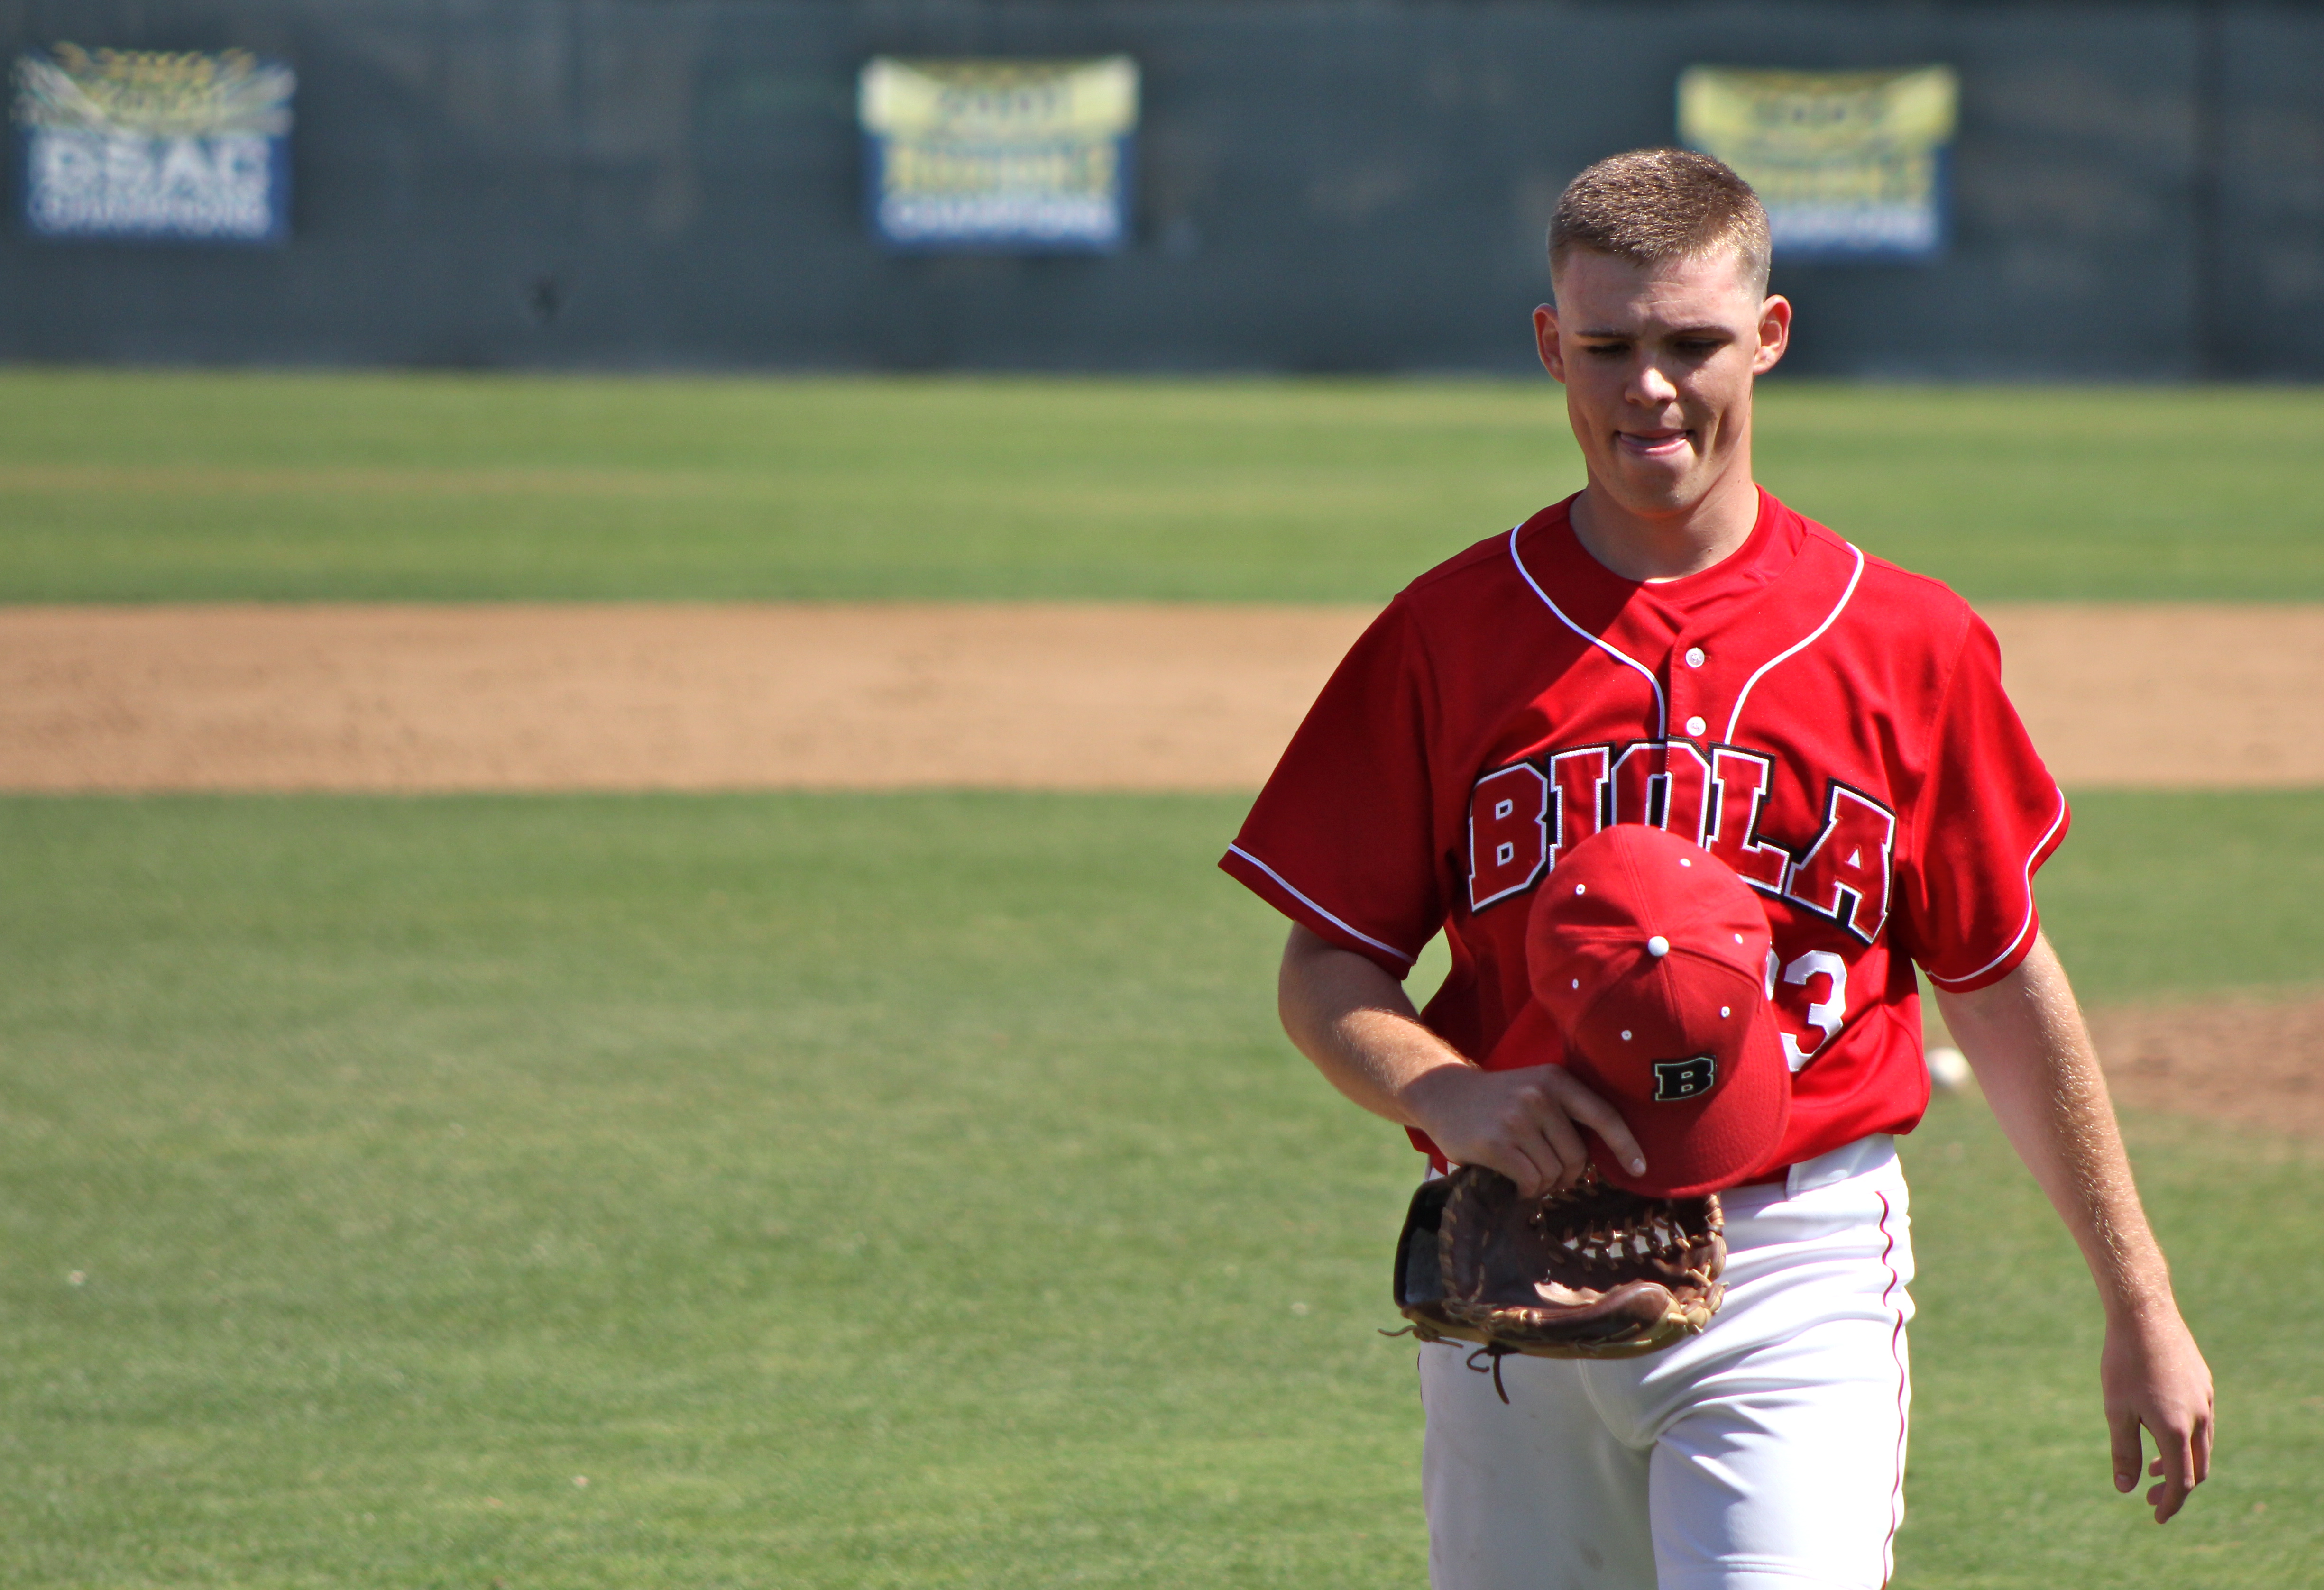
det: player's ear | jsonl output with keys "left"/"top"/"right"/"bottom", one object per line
{"left": 1751, "top": 295, "right": 1792, "bottom": 375}
{"left": 1534, "top": 304, "right": 1566, "bottom": 383}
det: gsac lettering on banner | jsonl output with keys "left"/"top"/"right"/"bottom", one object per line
{"left": 859, "top": 57, "right": 1137, "bottom": 252}
{"left": 13, "top": 44, "right": 294, "bottom": 243}
{"left": 1678, "top": 66, "right": 1957, "bottom": 262}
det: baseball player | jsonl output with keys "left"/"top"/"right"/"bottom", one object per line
{"left": 1220, "top": 149, "right": 2213, "bottom": 1588}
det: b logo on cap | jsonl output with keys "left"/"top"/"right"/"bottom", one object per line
{"left": 1652, "top": 1056, "right": 1718, "bottom": 1102}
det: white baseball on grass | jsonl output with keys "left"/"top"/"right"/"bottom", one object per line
{"left": 1925, "top": 1045, "right": 1970, "bottom": 1092}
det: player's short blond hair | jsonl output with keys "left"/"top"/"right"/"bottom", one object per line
{"left": 1549, "top": 148, "right": 1772, "bottom": 299}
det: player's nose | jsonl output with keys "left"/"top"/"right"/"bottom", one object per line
{"left": 1630, "top": 363, "right": 1680, "bottom": 403}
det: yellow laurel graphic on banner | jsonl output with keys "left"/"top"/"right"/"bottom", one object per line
{"left": 860, "top": 56, "right": 1137, "bottom": 141}
{"left": 14, "top": 44, "right": 294, "bottom": 137}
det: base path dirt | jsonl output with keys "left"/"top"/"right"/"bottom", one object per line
{"left": 2, "top": 600, "right": 2321, "bottom": 793}
{"left": 0, "top": 603, "right": 1371, "bottom": 792}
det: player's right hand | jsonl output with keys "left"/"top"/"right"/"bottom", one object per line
{"left": 1401, "top": 1062, "right": 1646, "bottom": 1197}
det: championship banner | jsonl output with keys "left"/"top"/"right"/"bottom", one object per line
{"left": 13, "top": 44, "right": 294, "bottom": 244}
{"left": 1678, "top": 66, "right": 1957, "bottom": 262}
{"left": 859, "top": 56, "right": 1137, "bottom": 252}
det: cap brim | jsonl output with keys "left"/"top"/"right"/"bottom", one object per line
{"left": 1571, "top": 1007, "right": 1791, "bottom": 1198}
{"left": 1476, "top": 999, "right": 1791, "bottom": 1199}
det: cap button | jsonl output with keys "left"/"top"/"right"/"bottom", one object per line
{"left": 1646, "top": 935, "right": 1670, "bottom": 958}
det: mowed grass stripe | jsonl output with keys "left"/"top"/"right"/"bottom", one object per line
{"left": 2, "top": 370, "right": 2321, "bottom": 602}
{"left": 2, "top": 789, "right": 2318, "bottom": 1588}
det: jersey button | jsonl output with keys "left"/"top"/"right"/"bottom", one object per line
{"left": 1684, "top": 715, "right": 1708, "bottom": 737}
{"left": 1684, "top": 647, "right": 1706, "bottom": 668}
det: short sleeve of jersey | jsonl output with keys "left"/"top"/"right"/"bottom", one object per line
{"left": 1897, "top": 610, "right": 2071, "bottom": 992}
{"left": 1220, "top": 598, "right": 1444, "bottom": 976}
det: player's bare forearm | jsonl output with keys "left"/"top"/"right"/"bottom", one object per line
{"left": 1276, "top": 923, "right": 1456, "bottom": 1123}
{"left": 1277, "top": 925, "right": 1645, "bottom": 1196}
{"left": 1932, "top": 931, "right": 2215, "bottom": 1522}
{"left": 1934, "top": 936, "right": 2168, "bottom": 1307}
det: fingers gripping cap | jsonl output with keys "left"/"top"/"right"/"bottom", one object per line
{"left": 1525, "top": 825, "right": 1790, "bottom": 1197}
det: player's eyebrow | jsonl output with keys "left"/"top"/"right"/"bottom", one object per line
{"left": 1574, "top": 321, "right": 1734, "bottom": 339}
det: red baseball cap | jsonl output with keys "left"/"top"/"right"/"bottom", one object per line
{"left": 1523, "top": 824, "right": 1790, "bottom": 1198}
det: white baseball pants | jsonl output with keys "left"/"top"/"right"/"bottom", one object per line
{"left": 1419, "top": 1136, "right": 1914, "bottom": 1590}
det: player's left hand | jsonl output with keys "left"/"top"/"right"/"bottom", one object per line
{"left": 2100, "top": 1303, "right": 2214, "bottom": 1523}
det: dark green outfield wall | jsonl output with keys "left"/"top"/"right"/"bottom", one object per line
{"left": 3, "top": 0, "right": 2321, "bottom": 378}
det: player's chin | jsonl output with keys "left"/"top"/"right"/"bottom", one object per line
{"left": 1599, "top": 456, "right": 1708, "bottom": 515}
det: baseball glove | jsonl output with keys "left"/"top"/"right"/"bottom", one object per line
{"left": 1390, "top": 1164, "right": 1726, "bottom": 1398}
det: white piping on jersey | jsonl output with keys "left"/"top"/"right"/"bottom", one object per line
{"left": 1722, "top": 540, "right": 1867, "bottom": 744}
{"left": 1927, "top": 787, "right": 2069, "bottom": 990}
{"left": 1506, "top": 522, "right": 1669, "bottom": 738}
{"left": 1225, "top": 843, "right": 1416, "bottom": 965}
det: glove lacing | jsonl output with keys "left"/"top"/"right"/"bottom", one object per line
{"left": 1465, "top": 1343, "right": 1517, "bottom": 1404}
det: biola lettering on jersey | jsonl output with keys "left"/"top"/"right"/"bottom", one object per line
{"left": 1464, "top": 739, "right": 1896, "bottom": 948}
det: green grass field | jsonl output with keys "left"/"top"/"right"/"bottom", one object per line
{"left": 2, "top": 791, "right": 2319, "bottom": 1588}
{"left": 2, "top": 369, "right": 2322, "bottom": 602}
{"left": 6, "top": 369, "right": 2322, "bottom": 1587}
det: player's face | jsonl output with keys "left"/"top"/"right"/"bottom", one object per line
{"left": 1534, "top": 250, "right": 1791, "bottom": 522}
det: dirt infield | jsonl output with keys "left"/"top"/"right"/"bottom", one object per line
{"left": 4, "top": 600, "right": 2323, "bottom": 793}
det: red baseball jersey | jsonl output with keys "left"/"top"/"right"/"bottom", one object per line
{"left": 1222, "top": 488, "right": 2067, "bottom": 1172}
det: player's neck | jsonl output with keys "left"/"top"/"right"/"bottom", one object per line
{"left": 1569, "top": 468, "right": 1761, "bottom": 584}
